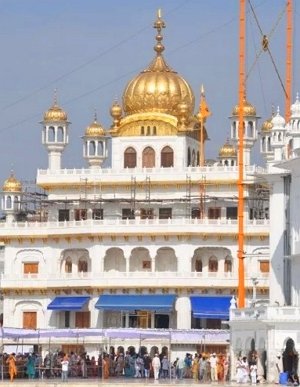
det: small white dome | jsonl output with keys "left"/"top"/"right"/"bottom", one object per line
{"left": 291, "top": 93, "right": 300, "bottom": 118}
{"left": 271, "top": 107, "right": 285, "bottom": 129}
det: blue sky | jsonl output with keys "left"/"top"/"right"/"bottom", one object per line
{"left": 0, "top": 0, "right": 298, "bottom": 185}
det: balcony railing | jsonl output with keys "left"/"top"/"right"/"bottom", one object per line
{"left": 0, "top": 217, "right": 270, "bottom": 230}
{"left": 0, "top": 270, "right": 269, "bottom": 289}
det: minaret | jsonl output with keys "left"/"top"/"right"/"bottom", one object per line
{"left": 41, "top": 92, "right": 69, "bottom": 171}
{"left": 270, "top": 107, "right": 286, "bottom": 162}
{"left": 288, "top": 93, "right": 300, "bottom": 157}
{"left": 82, "top": 112, "right": 108, "bottom": 169}
{"left": 1, "top": 172, "right": 22, "bottom": 223}
{"left": 259, "top": 109, "right": 274, "bottom": 165}
{"left": 230, "top": 94, "right": 259, "bottom": 166}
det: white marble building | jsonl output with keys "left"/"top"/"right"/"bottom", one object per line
{"left": 230, "top": 97, "right": 300, "bottom": 382}
{"left": 0, "top": 12, "right": 270, "bottom": 358}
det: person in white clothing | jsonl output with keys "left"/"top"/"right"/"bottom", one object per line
{"left": 61, "top": 355, "right": 69, "bottom": 383}
{"left": 236, "top": 356, "right": 249, "bottom": 384}
{"left": 152, "top": 354, "right": 161, "bottom": 380}
{"left": 250, "top": 363, "right": 258, "bottom": 385}
{"left": 209, "top": 353, "right": 218, "bottom": 382}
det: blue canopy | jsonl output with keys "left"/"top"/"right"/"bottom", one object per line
{"left": 47, "top": 296, "right": 90, "bottom": 311}
{"left": 95, "top": 294, "right": 176, "bottom": 312}
{"left": 190, "top": 296, "right": 231, "bottom": 320}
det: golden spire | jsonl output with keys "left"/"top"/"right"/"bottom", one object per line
{"left": 153, "top": 8, "right": 166, "bottom": 55}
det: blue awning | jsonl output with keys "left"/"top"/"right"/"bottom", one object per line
{"left": 190, "top": 296, "right": 231, "bottom": 320}
{"left": 47, "top": 296, "right": 90, "bottom": 311}
{"left": 95, "top": 295, "right": 176, "bottom": 312}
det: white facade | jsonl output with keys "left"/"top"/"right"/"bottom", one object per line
{"left": 0, "top": 12, "right": 270, "bottom": 360}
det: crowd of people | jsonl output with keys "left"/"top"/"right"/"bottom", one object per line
{"left": 0, "top": 349, "right": 231, "bottom": 382}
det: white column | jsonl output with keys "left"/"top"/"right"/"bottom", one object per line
{"left": 175, "top": 295, "right": 191, "bottom": 329}
{"left": 269, "top": 177, "right": 286, "bottom": 305}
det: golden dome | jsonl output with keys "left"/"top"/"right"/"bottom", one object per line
{"left": 122, "top": 11, "right": 195, "bottom": 118}
{"left": 219, "top": 141, "right": 237, "bottom": 158}
{"left": 44, "top": 94, "right": 68, "bottom": 122}
{"left": 2, "top": 173, "right": 22, "bottom": 193}
{"left": 232, "top": 95, "right": 256, "bottom": 117}
{"left": 85, "top": 117, "right": 105, "bottom": 137}
{"left": 261, "top": 117, "right": 273, "bottom": 133}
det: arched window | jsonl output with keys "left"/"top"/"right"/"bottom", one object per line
{"left": 98, "top": 141, "right": 104, "bottom": 155}
{"left": 142, "top": 147, "right": 155, "bottom": 168}
{"left": 192, "top": 150, "right": 196, "bottom": 166}
{"left": 57, "top": 127, "right": 64, "bottom": 142}
{"left": 147, "top": 126, "right": 150, "bottom": 135}
{"left": 89, "top": 141, "right": 96, "bottom": 156}
{"left": 267, "top": 137, "right": 271, "bottom": 152}
{"left": 141, "top": 126, "right": 145, "bottom": 135}
{"left": 48, "top": 127, "right": 55, "bottom": 142}
{"left": 197, "top": 151, "right": 200, "bottom": 166}
{"left": 231, "top": 160, "right": 235, "bottom": 166}
{"left": 6, "top": 196, "right": 12, "bottom": 209}
{"left": 224, "top": 257, "right": 232, "bottom": 272}
{"left": 232, "top": 122, "right": 237, "bottom": 138}
{"left": 65, "top": 258, "right": 72, "bottom": 273}
{"left": 187, "top": 148, "right": 191, "bottom": 166}
{"left": 14, "top": 196, "right": 19, "bottom": 211}
{"left": 78, "top": 259, "right": 88, "bottom": 273}
{"left": 224, "top": 160, "right": 229, "bottom": 166}
{"left": 249, "top": 121, "right": 254, "bottom": 137}
{"left": 195, "top": 259, "right": 202, "bottom": 272}
{"left": 161, "top": 146, "right": 174, "bottom": 167}
{"left": 261, "top": 137, "right": 265, "bottom": 152}
{"left": 153, "top": 126, "right": 157, "bottom": 135}
{"left": 124, "top": 147, "right": 137, "bottom": 168}
{"left": 208, "top": 257, "right": 218, "bottom": 272}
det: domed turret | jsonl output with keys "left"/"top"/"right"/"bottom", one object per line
{"left": 219, "top": 141, "right": 237, "bottom": 158}
{"left": 41, "top": 92, "right": 70, "bottom": 171}
{"left": 232, "top": 95, "right": 256, "bottom": 117}
{"left": 85, "top": 118, "right": 105, "bottom": 137}
{"left": 260, "top": 117, "right": 273, "bottom": 133}
{"left": 2, "top": 173, "right": 22, "bottom": 193}
{"left": 83, "top": 113, "right": 108, "bottom": 169}
{"left": 1, "top": 172, "right": 22, "bottom": 223}
{"left": 218, "top": 140, "right": 237, "bottom": 166}
{"left": 230, "top": 93, "right": 259, "bottom": 166}
{"left": 260, "top": 110, "right": 274, "bottom": 162}
{"left": 122, "top": 10, "right": 195, "bottom": 119}
{"left": 271, "top": 107, "right": 286, "bottom": 162}
{"left": 44, "top": 94, "right": 68, "bottom": 123}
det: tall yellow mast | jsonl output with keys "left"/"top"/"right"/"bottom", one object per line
{"left": 237, "top": 0, "right": 246, "bottom": 308}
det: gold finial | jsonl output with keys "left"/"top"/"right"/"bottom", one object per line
{"left": 153, "top": 8, "right": 165, "bottom": 55}
{"left": 94, "top": 108, "right": 97, "bottom": 123}
{"left": 201, "top": 84, "right": 205, "bottom": 96}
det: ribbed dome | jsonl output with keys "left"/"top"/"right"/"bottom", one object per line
{"left": 122, "top": 11, "right": 195, "bottom": 118}
{"left": 291, "top": 93, "right": 300, "bottom": 117}
{"left": 219, "top": 141, "right": 237, "bottom": 157}
{"left": 85, "top": 117, "right": 105, "bottom": 137}
{"left": 232, "top": 96, "right": 256, "bottom": 117}
{"left": 261, "top": 117, "right": 273, "bottom": 133}
{"left": 3, "top": 173, "right": 22, "bottom": 193}
{"left": 44, "top": 102, "right": 68, "bottom": 122}
{"left": 271, "top": 107, "right": 285, "bottom": 128}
